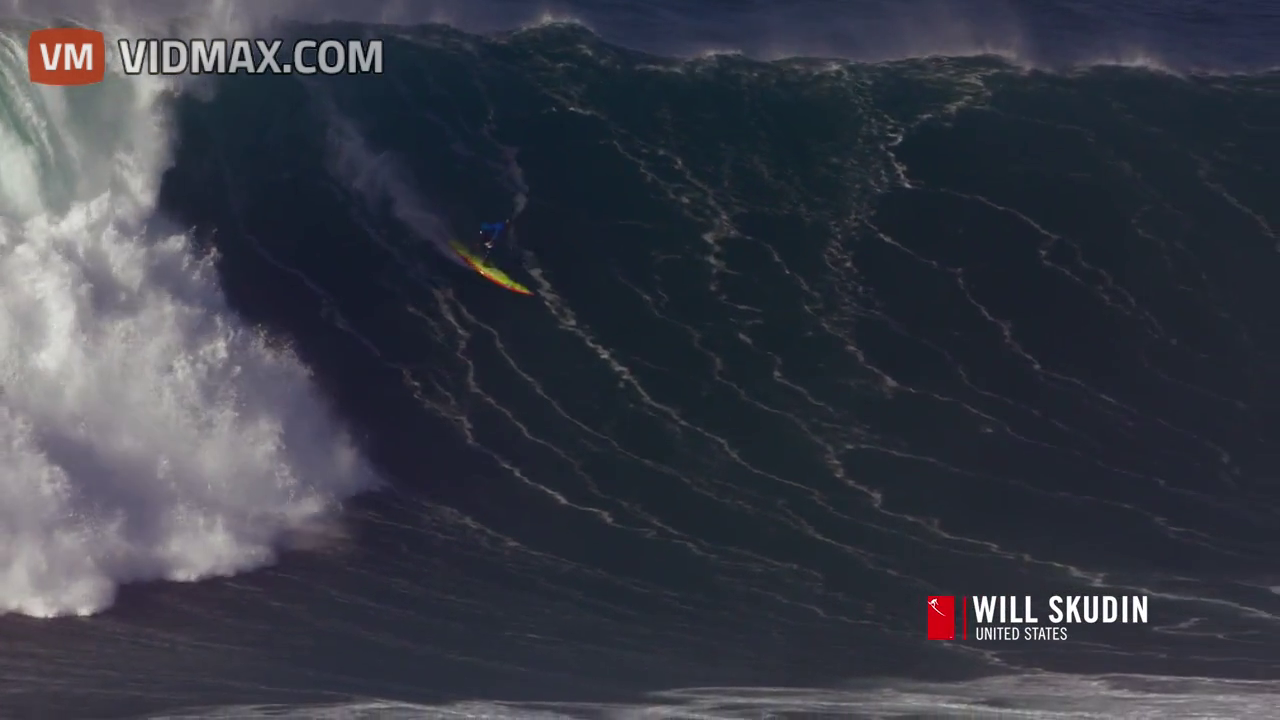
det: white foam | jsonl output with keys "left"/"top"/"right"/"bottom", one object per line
{"left": 0, "top": 10, "right": 375, "bottom": 617}
{"left": 134, "top": 673, "right": 1280, "bottom": 718}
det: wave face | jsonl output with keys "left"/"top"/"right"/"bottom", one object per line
{"left": 1, "top": 10, "right": 1279, "bottom": 720}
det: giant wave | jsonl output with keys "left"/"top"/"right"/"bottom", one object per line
{"left": 1, "top": 1, "right": 1278, "bottom": 718}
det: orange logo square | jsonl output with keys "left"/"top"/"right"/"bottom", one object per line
{"left": 29, "top": 28, "right": 106, "bottom": 85}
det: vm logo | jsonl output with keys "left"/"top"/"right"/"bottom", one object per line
{"left": 28, "top": 28, "right": 106, "bottom": 86}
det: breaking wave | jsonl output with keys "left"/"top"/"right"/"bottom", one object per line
{"left": 0, "top": 17, "right": 375, "bottom": 617}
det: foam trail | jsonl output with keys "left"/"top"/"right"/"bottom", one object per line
{"left": 499, "top": 145, "right": 529, "bottom": 217}
{"left": 0, "top": 17, "right": 375, "bottom": 617}
{"left": 320, "top": 99, "right": 467, "bottom": 266}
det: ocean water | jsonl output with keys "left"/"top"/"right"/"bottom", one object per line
{"left": 1, "top": 1, "right": 1279, "bottom": 718}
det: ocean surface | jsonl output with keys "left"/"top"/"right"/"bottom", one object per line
{"left": 1, "top": 1, "right": 1279, "bottom": 718}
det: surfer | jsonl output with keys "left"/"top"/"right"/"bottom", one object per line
{"left": 479, "top": 220, "right": 508, "bottom": 258}
{"left": 448, "top": 217, "right": 530, "bottom": 294}
{"left": 449, "top": 229, "right": 533, "bottom": 295}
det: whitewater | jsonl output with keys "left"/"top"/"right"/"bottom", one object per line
{"left": 0, "top": 16, "right": 376, "bottom": 617}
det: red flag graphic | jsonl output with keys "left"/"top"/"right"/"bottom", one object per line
{"left": 927, "top": 595, "right": 955, "bottom": 640}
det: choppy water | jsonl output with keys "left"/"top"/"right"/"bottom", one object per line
{"left": 1, "top": 2, "right": 1279, "bottom": 718}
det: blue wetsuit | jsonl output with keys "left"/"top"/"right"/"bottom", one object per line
{"left": 479, "top": 221, "right": 507, "bottom": 255}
